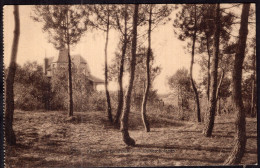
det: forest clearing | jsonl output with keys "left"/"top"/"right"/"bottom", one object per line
{"left": 5, "top": 109, "right": 257, "bottom": 167}
{"left": 3, "top": 3, "right": 257, "bottom": 167}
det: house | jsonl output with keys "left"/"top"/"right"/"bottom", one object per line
{"left": 44, "top": 48, "right": 104, "bottom": 90}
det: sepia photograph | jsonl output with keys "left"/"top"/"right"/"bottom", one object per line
{"left": 3, "top": 3, "right": 257, "bottom": 167}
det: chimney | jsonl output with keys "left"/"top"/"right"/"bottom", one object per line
{"left": 44, "top": 58, "right": 48, "bottom": 75}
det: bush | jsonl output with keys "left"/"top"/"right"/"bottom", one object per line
{"left": 13, "top": 62, "right": 52, "bottom": 111}
{"left": 50, "top": 67, "right": 95, "bottom": 111}
{"left": 88, "top": 91, "right": 107, "bottom": 111}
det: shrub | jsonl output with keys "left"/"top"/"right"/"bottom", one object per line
{"left": 88, "top": 91, "right": 107, "bottom": 111}
{"left": 13, "top": 62, "right": 52, "bottom": 111}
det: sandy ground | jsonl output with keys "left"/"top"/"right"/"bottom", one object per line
{"left": 5, "top": 110, "right": 257, "bottom": 167}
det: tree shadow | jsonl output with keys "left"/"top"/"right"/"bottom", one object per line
{"left": 212, "top": 134, "right": 234, "bottom": 138}
{"left": 135, "top": 143, "right": 257, "bottom": 154}
{"left": 149, "top": 118, "right": 186, "bottom": 128}
{"left": 135, "top": 143, "right": 232, "bottom": 153}
{"left": 173, "top": 156, "right": 225, "bottom": 164}
{"left": 179, "top": 130, "right": 201, "bottom": 133}
{"left": 33, "top": 160, "right": 67, "bottom": 167}
{"left": 14, "top": 143, "right": 31, "bottom": 150}
{"left": 247, "top": 135, "right": 257, "bottom": 139}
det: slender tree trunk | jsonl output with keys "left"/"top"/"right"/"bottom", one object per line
{"left": 104, "top": 7, "right": 113, "bottom": 123}
{"left": 67, "top": 44, "right": 73, "bottom": 116}
{"left": 5, "top": 5, "right": 20, "bottom": 146}
{"left": 66, "top": 11, "right": 73, "bottom": 117}
{"left": 120, "top": 4, "right": 139, "bottom": 146}
{"left": 203, "top": 4, "right": 220, "bottom": 137}
{"left": 216, "top": 97, "right": 221, "bottom": 115}
{"left": 141, "top": 4, "right": 152, "bottom": 132}
{"left": 180, "top": 89, "right": 184, "bottom": 120}
{"left": 219, "top": 98, "right": 221, "bottom": 115}
{"left": 114, "top": 41, "right": 127, "bottom": 125}
{"left": 250, "top": 78, "right": 255, "bottom": 117}
{"left": 114, "top": 5, "right": 128, "bottom": 125}
{"left": 216, "top": 68, "right": 224, "bottom": 116}
{"left": 224, "top": 4, "right": 250, "bottom": 164}
{"left": 216, "top": 68, "right": 224, "bottom": 101}
{"left": 250, "top": 47, "right": 256, "bottom": 117}
{"left": 206, "top": 33, "right": 211, "bottom": 101}
{"left": 177, "top": 87, "right": 180, "bottom": 114}
{"left": 190, "top": 5, "right": 201, "bottom": 122}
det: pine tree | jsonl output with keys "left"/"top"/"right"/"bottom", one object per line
{"left": 224, "top": 3, "right": 250, "bottom": 165}
{"left": 32, "top": 5, "right": 89, "bottom": 116}
{"left": 120, "top": 4, "right": 139, "bottom": 146}
{"left": 5, "top": 5, "right": 20, "bottom": 146}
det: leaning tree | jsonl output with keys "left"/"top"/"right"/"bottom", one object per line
{"left": 32, "top": 5, "right": 89, "bottom": 116}
{"left": 224, "top": 3, "right": 250, "bottom": 165}
{"left": 173, "top": 4, "right": 202, "bottom": 122}
{"left": 86, "top": 4, "right": 121, "bottom": 123}
{"left": 5, "top": 5, "right": 20, "bottom": 146}
{"left": 140, "top": 4, "right": 172, "bottom": 131}
{"left": 112, "top": 4, "right": 132, "bottom": 126}
{"left": 203, "top": 4, "right": 221, "bottom": 137}
{"left": 120, "top": 4, "right": 139, "bottom": 146}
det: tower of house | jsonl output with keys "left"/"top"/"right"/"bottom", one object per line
{"left": 44, "top": 48, "right": 104, "bottom": 90}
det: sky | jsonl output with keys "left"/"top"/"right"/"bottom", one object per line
{"left": 3, "top": 4, "right": 255, "bottom": 94}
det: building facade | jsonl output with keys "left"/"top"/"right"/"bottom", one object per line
{"left": 44, "top": 48, "right": 104, "bottom": 90}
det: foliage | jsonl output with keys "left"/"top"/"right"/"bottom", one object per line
{"left": 168, "top": 67, "right": 192, "bottom": 93}
{"left": 132, "top": 47, "right": 161, "bottom": 106}
{"left": 168, "top": 67, "right": 193, "bottom": 110}
{"left": 12, "top": 62, "right": 98, "bottom": 112}
{"left": 242, "top": 75, "right": 256, "bottom": 114}
{"left": 51, "top": 67, "right": 94, "bottom": 111}
{"left": 13, "top": 62, "right": 52, "bottom": 111}
{"left": 108, "top": 47, "right": 161, "bottom": 108}
{"left": 32, "top": 5, "right": 90, "bottom": 49}
{"left": 174, "top": 4, "right": 235, "bottom": 99}
{"left": 88, "top": 91, "right": 107, "bottom": 111}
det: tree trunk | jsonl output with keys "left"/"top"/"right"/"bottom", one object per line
{"left": 216, "top": 68, "right": 224, "bottom": 101}
{"left": 141, "top": 4, "right": 152, "bottom": 132}
{"left": 114, "top": 40, "right": 127, "bottom": 125}
{"left": 66, "top": 11, "right": 73, "bottom": 117}
{"left": 190, "top": 5, "right": 201, "bottom": 123}
{"left": 180, "top": 89, "right": 184, "bottom": 120}
{"left": 216, "top": 69, "right": 224, "bottom": 116}
{"left": 104, "top": 7, "right": 113, "bottom": 123}
{"left": 177, "top": 86, "right": 180, "bottom": 114}
{"left": 114, "top": 5, "right": 128, "bottom": 125}
{"left": 224, "top": 4, "right": 250, "bottom": 165}
{"left": 203, "top": 4, "right": 220, "bottom": 137}
{"left": 67, "top": 45, "right": 73, "bottom": 116}
{"left": 219, "top": 98, "right": 221, "bottom": 115}
{"left": 206, "top": 33, "right": 211, "bottom": 101}
{"left": 250, "top": 78, "right": 255, "bottom": 117}
{"left": 217, "top": 97, "right": 221, "bottom": 115}
{"left": 5, "top": 5, "right": 20, "bottom": 146}
{"left": 250, "top": 47, "right": 256, "bottom": 117}
{"left": 120, "top": 4, "right": 139, "bottom": 146}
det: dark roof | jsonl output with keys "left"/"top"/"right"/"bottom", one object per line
{"left": 72, "top": 54, "right": 87, "bottom": 64}
{"left": 45, "top": 49, "right": 104, "bottom": 84}
{"left": 52, "top": 49, "right": 88, "bottom": 65}
{"left": 87, "top": 75, "right": 104, "bottom": 84}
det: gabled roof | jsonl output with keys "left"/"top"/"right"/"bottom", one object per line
{"left": 87, "top": 75, "right": 105, "bottom": 84}
{"left": 52, "top": 49, "right": 89, "bottom": 65}
{"left": 72, "top": 54, "right": 87, "bottom": 64}
{"left": 45, "top": 48, "right": 104, "bottom": 84}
